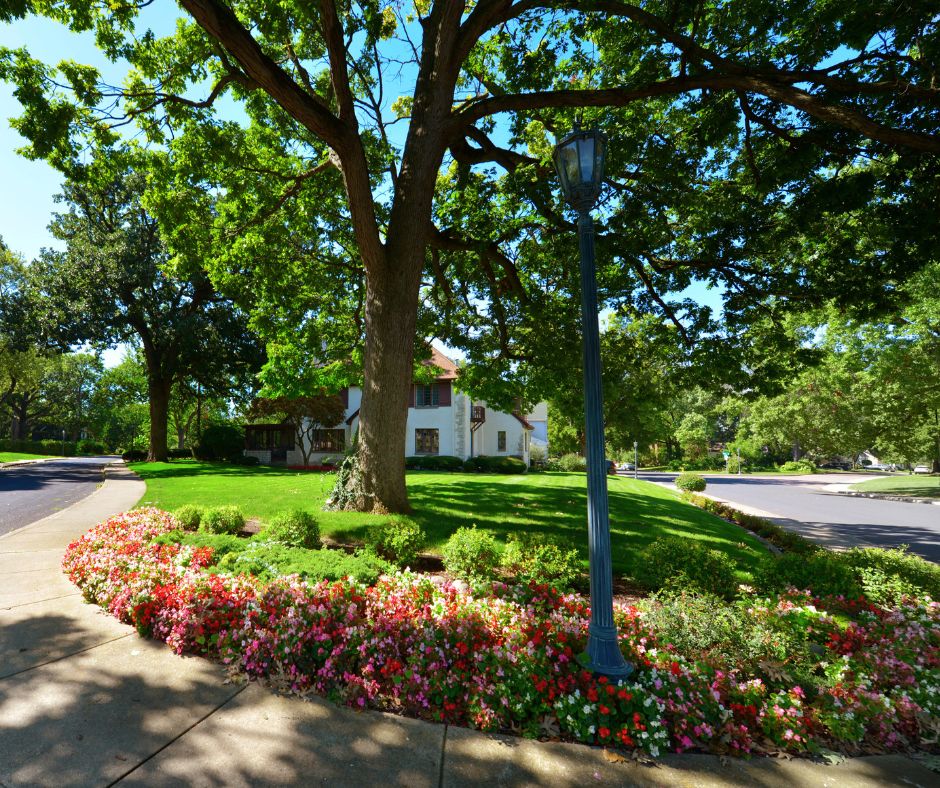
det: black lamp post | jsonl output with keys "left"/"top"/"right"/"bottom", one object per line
{"left": 553, "top": 126, "right": 632, "bottom": 679}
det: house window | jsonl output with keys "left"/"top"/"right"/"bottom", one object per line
{"left": 246, "top": 426, "right": 294, "bottom": 450}
{"left": 415, "top": 384, "right": 439, "bottom": 408}
{"left": 497, "top": 431, "right": 507, "bottom": 452}
{"left": 415, "top": 428, "right": 439, "bottom": 455}
{"left": 310, "top": 429, "right": 345, "bottom": 453}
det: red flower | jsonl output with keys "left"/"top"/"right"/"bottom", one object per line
{"left": 598, "top": 726, "right": 611, "bottom": 739}
{"left": 670, "top": 661, "right": 682, "bottom": 676}
{"left": 599, "top": 704, "right": 610, "bottom": 715}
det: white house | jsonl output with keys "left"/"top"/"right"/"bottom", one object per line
{"left": 245, "top": 349, "right": 542, "bottom": 467}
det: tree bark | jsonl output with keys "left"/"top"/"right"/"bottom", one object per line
{"left": 147, "top": 376, "right": 172, "bottom": 462}
{"left": 354, "top": 258, "right": 424, "bottom": 513}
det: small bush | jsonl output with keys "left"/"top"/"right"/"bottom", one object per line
{"left": 216, "top": 543, "right": 390, "bottom": 585}
{"left": 779, "top": 460, "right": 816, "bottom": 474}
{"left": 462, "top": 455, "right": 527, "bottom": 474}
{"left": 199, "top": 505, "right": 246, "bottom": 535}
{"left": 556, "top": 453, "right": 587, "bottom": 472}
{"left": 500, "top": 534, "right": 582, "bottom": 589}
{"left": 230, "top": 454, "right": 261, "bottom": 466}
{"left": 757, "top": 551, "right": 861, "bottom": 598}
{"left": 76, "top": 439, "right": 106, "bottom": 455}
{"left": 675, "top": 472, "right": 707, "bottom": 492}
{"left": 635, "top": 536, "right": 739, "bottom": 598}
{"left": 167, "top": 448, "right": 193, "bottom": 459}
{"left": 842, "top": 546, "right": 940, "bottom": 601}
{"left": 405, "top": 455, "right": 464, "bottom": 471}
{"left": 174, "top": 505, "right": 204, "bottom": 532}
{"left": 365, "top": 517, "right": 426, "bottom": 568}
{"left": 264, "top": 510, "right": 321, "bottom": 549}
{"left": 122, "top": 449, "right": 147, "bottom": 462}
{"left": 442, "top": 526, "right": 500, "bottom": 582}
{"left": 194, "top": 423, "right": 245, "bottom": 461}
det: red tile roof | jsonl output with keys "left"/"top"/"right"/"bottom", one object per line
{"left": 424, "top": 347, "right": 459, "bottom": 380}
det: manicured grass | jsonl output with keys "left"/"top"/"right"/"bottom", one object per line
{"left": 130, "top": 460, "right": 769, "bottom": 579}
{"left": 851, "top": 474, "right": 940, "bottom": 498}
{"left": 0, "top": 452, "right": 49, "bottom": 462}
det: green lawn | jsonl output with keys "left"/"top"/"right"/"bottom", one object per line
{"left": 0, "top": 452, "right": 48, "bottom": 462}
{"left": 851, "top": 475, "right": 940, "bottom": 498}
{"left": 130, "top": 460, "right": 768, "bottom": 579}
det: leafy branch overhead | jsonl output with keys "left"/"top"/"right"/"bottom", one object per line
{"left": 2, "top": 0, "right": 937, "bottom": 510}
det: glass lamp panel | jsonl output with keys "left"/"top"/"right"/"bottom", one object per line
{"left": 593, "top": 135, "right": 606, "bottom": 186}
{"left": 577, "top": 136, "right": 595, "bottom": 184}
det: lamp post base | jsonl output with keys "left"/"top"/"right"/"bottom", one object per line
{"left": 580, "top": 623, "right": 634, "bottom": 680}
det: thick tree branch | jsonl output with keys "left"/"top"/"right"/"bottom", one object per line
{"left": 317, "top": 0, "right": 358, "bottom": 125}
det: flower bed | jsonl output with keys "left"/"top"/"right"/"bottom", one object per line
{"left": 63, "top": 508, "right": 940, "bottom": 757}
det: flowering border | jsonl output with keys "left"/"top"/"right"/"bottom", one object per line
{"left": 63, "top": 508, "right": 940, "bottom": 757}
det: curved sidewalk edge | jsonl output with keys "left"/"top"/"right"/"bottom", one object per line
{"left": 1, "top": 470, "right": 937, "bottom": 786}
{"left": 837, "top": 489, "right": 940, "bottom": 506}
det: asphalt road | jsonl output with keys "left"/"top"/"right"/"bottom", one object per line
{"left": 0, "top": 456, "right": 120, "bottom": 537}
{"left": 635, "top": 471, "right": 940, "bottom": 563}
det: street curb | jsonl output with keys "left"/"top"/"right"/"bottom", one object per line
{"left": 0, "top": 460, "right": 126, "bottom": 543}
{"left": 838, "top": 490, "right": 940, "bottom": 506}
{"left": 0, "top": 456, "right": 64, "bottom": 468}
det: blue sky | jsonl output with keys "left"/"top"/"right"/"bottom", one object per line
{"left": 0, "top": 8, "right": 725, "bottom": 364}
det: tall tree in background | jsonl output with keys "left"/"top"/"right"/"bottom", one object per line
{"left": 29, "top": 154, "right": 264, "bottom": 461}
{"left": 2, "top": 1, "right": 939, "bottom": 509}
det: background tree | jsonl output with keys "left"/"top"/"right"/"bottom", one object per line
{"left": 28, "top": 153, "right": 264, "bottom": 461}
{"left": 248, "top": 394, "right": 347, "bottom": 467}
{"left": 3, "top": 1, "right": 939, "bottom": 510}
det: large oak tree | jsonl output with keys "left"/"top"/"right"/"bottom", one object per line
{"left": 2, "top": 1, "right": 938, "bottom": 510}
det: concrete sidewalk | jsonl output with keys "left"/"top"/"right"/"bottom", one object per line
{"left": 2, "top": 467, "right": 938, "bottom": 787}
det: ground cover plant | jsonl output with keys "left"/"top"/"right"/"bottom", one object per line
{"left": 852, "top": 476, "right": 940, "bottom": 499}
{"left": 0, "top": 452, "right": 48, "bottom": 462}
{"left": 64, "top": 508, "right": 940, "bottom": 759}
{"left": 131, "top": 460, "right": 768, "bottom": 581}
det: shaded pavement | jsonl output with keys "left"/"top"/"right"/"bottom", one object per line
{"left": 1, "top": 465, "right": 936, "bottom": 786}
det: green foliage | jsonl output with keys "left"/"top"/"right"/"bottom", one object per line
{"left": 635, "top": 537, "right": 739, "bottom": 598}
{"left": 757, "top": 552, "right": 862, "bottom": 598}
{"left": 195, "top": 423, "right": 245, "bottom": 461}
{"left": 216, "top": 542, "right": 390, "bottom": 585}
{"left": 675, "top": 472, "right": 707, "bottom": 492}
{"left": 500, "top": 534, "right": 582, "bottom": 589}
{"left": 779, "top": 460, "right": 816, "bottom": 473}
{"left": 264, "top": 509, "right": 321, "bottom": 549}
{"left": 229, "top": 454, "right": 260, "bottom": 466}
{"left": 365, "top": 516, "right": 426, "bottom": 568}
{"left": 442, "top": 526, "right": 500, "bottom": 582}
{"left": 842, "top": 546, "right": 940, "bottom": 601}
{"left": 639, "top": 591, "right": 821, "bottom": 687}
{"left": 405, "top": 455, "right": 464, "bottom": 471}
{"left": 199, "top": 505, "right": 245, "bottom": 535}
{"left": 462, "top": 455, "right": 527, "bottom": 474}
{"left": 76, "top": 439, "right": 106, "bottom": 454}
{"left": 555, "top": 453, "right": 586, "bottom": 472}
{"left": 122, "top": 449, "right": 147, "bottom": 461}
{"left": 0, "top": 438, "right": 76, "bottom": 456}
{"left": 173, "top": 504, "right": 204, "bottom": 532}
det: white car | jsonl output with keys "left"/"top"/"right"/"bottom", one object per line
{"left": 913, "top": 465, "right": 932, "bottom": 474}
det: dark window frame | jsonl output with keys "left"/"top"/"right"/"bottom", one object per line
{"left": 497, "top": 431, "right": 507, "bottom": 452}
{"left": 415, "top": 428, "right": 440, "bottom": 455}
{"left": 415, "top": 384, "right": 440, "bottom": 408}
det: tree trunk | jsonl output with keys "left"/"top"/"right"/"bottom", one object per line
{"left": 354, "top": 262, "right": 423, "bottom": 513}
{"left": 147, "top": 376, "right": 172, "bottom": 462}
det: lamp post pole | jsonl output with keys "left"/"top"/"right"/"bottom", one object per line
{"left": 552, "top": 125, "right": 631, "bottom": 680}
{"left": 634, "top": 440, "right": 639, "bottom": 480}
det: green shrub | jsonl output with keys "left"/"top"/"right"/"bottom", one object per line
{"left": 264, "top": 509, "right": 321, "bottom": 549}
{"left": 230, "top": 454, "right": 261, "bottom": 466}
{"left": 365, "top": 517, "right": 426, "bottom": 568}
{"left": 216, "top": 543, "right": 390, "bottom": 585}
{"left": 779, "top": 460, "right": 816, "bottom": 474}
{"left": 756, "top": 551, "right": 861, "bottom": 598}
{"left": 405, "top": 455, "right": 464, "bottom": 471}
{"left": 634, "top": 536, "right": 739, "bottom": 598}
{"left": 167, "top": 448, "right": 193, "bottom": 459}
{"left": 462, "top": 455, "right": 527, "bottom": 474}
{"left": 173, "top": 504, "right": 204, "bottom": 532}
{"left": 442, "top": 526, "right": 500, "bottom": 582}
{"left": 194, "top": 423, "right": 245, "bottom": 461}
{"left": 675, "top": 472, "right": 707, "bottom": 492}
{"left": 638, "top": 591, "right": 819, "bottom": 686}
{"left": 199, "top": 505, "right": 246, "bottom": 535}
{"left": 500, "top": 534, "right": 582, "bottom": 589}
{"left": 556, "top": 453, "right": 587, "bottom": 472}
{"left": 178, "top": 532, "right": 246, "bottom": 559}
{"left": 76, "top": 439, "right": 106, "bottom": 455}
{"left": 122, "top": 449, "right": 147, "bottom": 462}
{"left": 842, "top": 546, "right": 940, "bottom": 601}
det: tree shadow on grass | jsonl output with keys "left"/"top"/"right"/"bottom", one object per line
{"left": 406, "top": 473, "right": 768, "bottom": 577}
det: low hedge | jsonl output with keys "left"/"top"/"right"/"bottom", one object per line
{"left": 463, "top": 455, "right": 527, "bottom": 474}
{"left": 405, "top": 455, "right": 465, "bottom": 471}
{"left": 634, "top": 536, "right": 740, "bottom": 598}
{"left": 0, "top": 438, "right": 77, "bottom": 456}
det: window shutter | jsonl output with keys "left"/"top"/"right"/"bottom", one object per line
{"left": 340, "top": 387, "right": 349, "bottom": 407}
{"left": 409, "top": 385, "right": 415, "bottom": 408}
{"left": 438, "top": 381, "right": 451, "bottom": 406}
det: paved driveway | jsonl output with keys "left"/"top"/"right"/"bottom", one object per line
{"left": 635, "top": 472, "right": 940, "bottom": 563}
{"left": 0, "top": 456, "right": 120, "bottom": 536}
